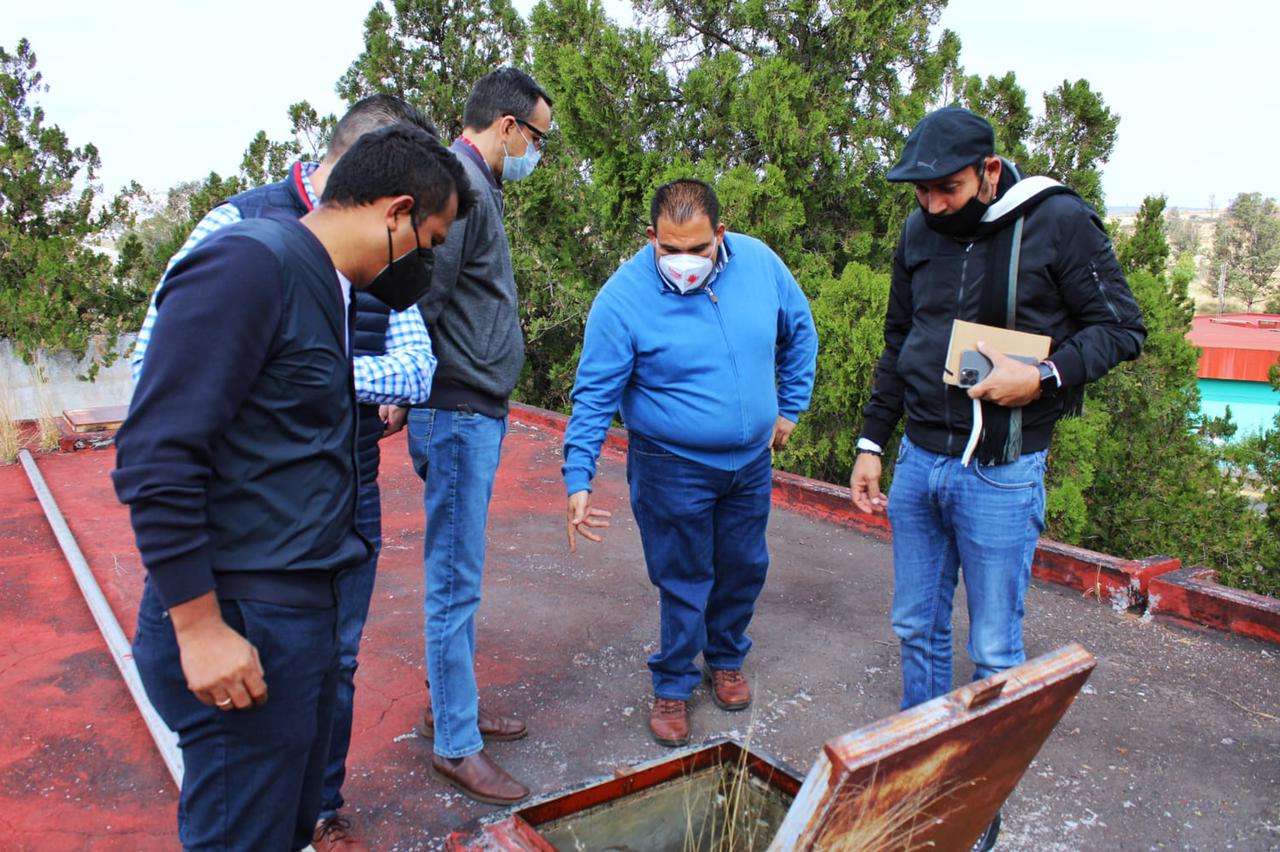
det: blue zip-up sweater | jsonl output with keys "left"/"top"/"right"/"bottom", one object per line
{"left": 113, "top": 218, "right": 369, "bottom": 609}
{"left": 562, "top": 233, "right": 818, "bottom": 495}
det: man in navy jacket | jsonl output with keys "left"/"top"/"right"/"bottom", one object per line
{"left": 562, "top": 179, "right": 818, "bottom": 748}
{"left": 131, "top": 94, "right": 440, "bottom": 850}
{"left": 113, "top": 126, "right": 472, "bottom": 851}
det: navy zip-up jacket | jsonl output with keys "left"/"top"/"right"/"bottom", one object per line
{"left": 225, "top": 166, "right": 394, "bottom": 487}
{"left": 113, "top": 217, "right": 369, "bottom": 608}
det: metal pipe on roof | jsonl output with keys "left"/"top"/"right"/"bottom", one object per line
{"left": 17, "top": 448, "right": 183, "bottom": 787}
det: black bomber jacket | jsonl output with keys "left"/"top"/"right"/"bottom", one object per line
{"left": 861, "top": 167, "right": 1147, "bottom": 462}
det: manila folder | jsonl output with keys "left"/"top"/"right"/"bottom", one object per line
{"left": 943, "top": 320, "right": 1052, "bottom": 386}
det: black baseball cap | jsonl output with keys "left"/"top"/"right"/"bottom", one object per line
{"left": 887, "top": 106, "right": 996, "bottom": 183}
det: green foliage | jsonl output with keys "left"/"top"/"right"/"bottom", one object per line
{"left": 1115, "top": 195, "right": 1170, "bottom": 277}
{"left": 1166, "top": 208, "right": 1202, "bottom": 257}
{"left": 114, "top": 172, "right": 245, "bottom": 311}
{"left": 775, "top": 262, "right": 893, "bottom": 485}
{"left": 1212, "top": 192, "right": 1280, "bottom": 312}
{"left": 1059, "top": 268, "right": 1254, "bottom": 568}
{"left": 1042, "top": 406, "right": 1108, "bottom": 542}
{"left": 117, "top": 100, "right": 336, "bottom": 309}
{"left": 1216, "top": 362, "right": 1280, "bottom": 596}
{"left": 331, "top": 0, "right": 1135, "bottom": 492}
{"left": 240, "top": 130, "right": 299, "bottom": 187}
{"left": 284, "top": 101, "right": 337, "bottom": 161}
{"left": 0, "top": 38, "right": 145, "bottom": 376}
{"left": 956, "top": 72, "right": 1034, "bottom": 162}
{"left": 1024, "top": 79, "right": 1119, "bottom": 213}
{"left": 334, "top": 0, "right": 967, "bottom": 422}
{"left": 337, "top": 0, "right": 530, "bottom": 139}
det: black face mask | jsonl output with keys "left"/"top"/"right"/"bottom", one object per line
{"left": 365, "top": 225, "right": 434, "bottom": 311}
{"left": 921, "top": 172, "right": 992, "bottom": 238}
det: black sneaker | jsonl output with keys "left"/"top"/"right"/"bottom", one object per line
{"left": 971, "top": 812, "right": 1001, "bottom": 851}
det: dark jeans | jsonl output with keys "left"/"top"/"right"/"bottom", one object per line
{"left": 133, "top": 580, "right": 338, "bottom": 851}
{"left": 627, "top": 434, "right": 773, "bottom": 700}
{"left": 319, "top": 479, "right": 381, "bottom": 819}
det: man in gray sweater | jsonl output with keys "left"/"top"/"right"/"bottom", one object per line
{"left": 408, "top": 67, "right": 552, "bottom": 805}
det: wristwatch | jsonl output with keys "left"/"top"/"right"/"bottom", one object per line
{"left": 1037, "top": 360, "right": 1060, "bottom": 394}
{"left": 855, "top": 437, "right": 883, "bottom": 457}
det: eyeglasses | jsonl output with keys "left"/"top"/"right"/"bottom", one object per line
{"left": 515, "top": 118, "right": 549, "bottom": 151}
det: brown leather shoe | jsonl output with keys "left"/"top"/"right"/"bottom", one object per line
{"left": 431, "top": 750, "right": 531, "bottom": 805}
{"left": 312, "top": 815, "right": 369, "bottom": 851}
{"left": 416, "top": 704, "right": 528, "bottom": 742}
{"left": 706, "top": 668, "right": 752, "bottom": 711}
{"left": 649, "top": 697, "right": 690, "bottom": 747}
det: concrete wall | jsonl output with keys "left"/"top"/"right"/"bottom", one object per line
{"left": 0, "top": 336, "right": 135, "bottom": 421}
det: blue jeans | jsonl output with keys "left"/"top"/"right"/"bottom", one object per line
{"left": 132, "top": 579, "right": 338, "bottom": 851}
{"left": 627, "top": 434, "right": 773, "bottom": 700}
{"left": 319, "top": 479, "right": 381, "bottom": 819}
{"left": 407, "top": 407, "right": 506, "bottom": 759}
{"left": 887, "top": 433, "right": 1047, "bottom": 710}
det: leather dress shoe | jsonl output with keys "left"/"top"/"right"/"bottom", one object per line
{"left": 417, "top": 705, "right": 528, "bottom": 741}
{"left": 649, "top": 697, "right": 690, "bottom": 747}
{"left": 431, "top": 750, "right": 530, "bottom": 805}
{"left": 312, "top": 815, "right": 369, "bottom": 851}
{"left": 706, "top": 668, "right": 752, "bottom": 711}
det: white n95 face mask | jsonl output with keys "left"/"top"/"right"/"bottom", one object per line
{"left": 657, "top": 253, "right": 715, "bottom": 294}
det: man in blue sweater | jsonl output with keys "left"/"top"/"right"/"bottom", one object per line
{"left": 113, "top": 125, "right": 473, "bottom": 851}
{"left": 562, "top": 179, "right": 818, "bottom": 746}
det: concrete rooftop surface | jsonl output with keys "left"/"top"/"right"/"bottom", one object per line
{"left": 1, "top": 409, "right": 1277, "bottom": 851}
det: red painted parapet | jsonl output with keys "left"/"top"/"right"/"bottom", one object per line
{"left": 508, "top": 403, "right": 1279, "bottom": 647}
{"left": 510, "top": 402, "right": 892, "bottom": 537}
{"left": 1032, "top": 542, "right": 1181, "bottom": 609}
{"left": 1148, "top": 566, "right": 1280, "bottom": 645}
{"left": 509, "top": 402, "right": 628, "bottom": 455}
{"left": 770, "top": 469, "right": 891, "bottom": 538}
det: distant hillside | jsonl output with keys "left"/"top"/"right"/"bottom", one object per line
{"left": 1109, "top": 207, "right": 1231, "bottom": 314}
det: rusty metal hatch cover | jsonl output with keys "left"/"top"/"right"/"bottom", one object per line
{"left": 449, "top": 643, "right": 1096, "bottom": 851}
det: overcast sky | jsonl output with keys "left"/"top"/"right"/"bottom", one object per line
{"left": 4, "top": 0, "right": 1274, "bottom": 211}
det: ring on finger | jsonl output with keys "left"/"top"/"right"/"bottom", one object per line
{"left": 216, "top": 697, "right": 233, "bottom": 708}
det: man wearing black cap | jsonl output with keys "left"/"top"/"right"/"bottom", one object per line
{"left": 851, "top": 105, "right": 1145, "bottom": 847}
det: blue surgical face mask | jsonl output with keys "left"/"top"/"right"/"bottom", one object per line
{"left": 502, "top": 126, "right": 541, "bottom": 182}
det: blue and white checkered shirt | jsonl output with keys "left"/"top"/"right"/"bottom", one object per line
{"left": 130, "top": 162, "right": 436, "bottom": 406}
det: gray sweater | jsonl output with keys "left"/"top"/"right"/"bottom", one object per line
{"left": 417, "top": 140, "right": 524, "bottom": 413}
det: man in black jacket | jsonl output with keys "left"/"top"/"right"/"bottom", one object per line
{"left": 850, "top": 106, "right": 1145, "bottom": 848}
{"left": 114, "top": 126, "right": 472, "bottom": 852}
{"left": 852, "top": 105, "right": 1145, "bottom": 714}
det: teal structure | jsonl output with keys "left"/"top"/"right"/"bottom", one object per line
{"left": 1199, "top": 378, "right": 1280, "bottom": 437}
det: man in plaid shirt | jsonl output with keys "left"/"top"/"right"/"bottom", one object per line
{"left": 130, "top": 95, "right": 439, "bottom": 851}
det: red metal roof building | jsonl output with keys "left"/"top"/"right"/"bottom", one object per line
{"left": 1187, "top": 314, "right": 1280, "bottom": 381}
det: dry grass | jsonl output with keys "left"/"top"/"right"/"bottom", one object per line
{"left": 815, "top": 766, "right": 981, "bottom": 852}
{"left": 32, "top": 357, "right": 61, "bottom": 452}
{"left": 0, "top": 386, "right": 20, "bottom": 464}
{"left": 681, "top": 701, "right": 778, "bottom": 852}
{"left": 676, "top": 713, "right": 985, "bottom": 852}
